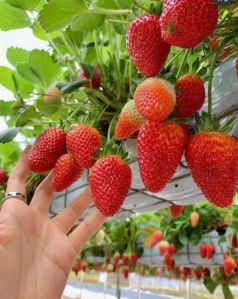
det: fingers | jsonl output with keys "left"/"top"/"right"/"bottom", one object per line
{"left": 53, "top": 186, "right": 92, "bottom": 233}
{"left": 30, "top": 172, "right": 54, "bottom": 214}
{"left": 69, "top": 209, "right": 107, "bottom": 253}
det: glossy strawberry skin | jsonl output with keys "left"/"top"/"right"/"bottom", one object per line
{"left": 175, "top": 74, "right": 205, "bottom": 118}
{"left": 170, "top": 204, "right": 184, "bottom": 218}
{"left": 0, "top": 168, "right": 8, "bottom": 185}
{"left": 224, "top": 257, "right": 235, "bottom": 276}
{"left": 28, "top": 128, "right": 67, "bottom": 173}
{"left": 67, "top": 125, "right": 101, "bottom": 169}
{"left": 160, "top": 0, "right": 218, "bottom": 48}
{"left": 127, "top": 14, "right": 170, "bottom": 77}
{"left": 185, "top": 132, "right": 238, "bottom": 208}
{"left": 206, "top": 243, "right": 215, "bottom": 259}
{"left": 89, "top": 155, "right": 132, "bottom": 216}
{"left": 52, "top": 154, "right": 84, "bottom": 192}
{"left": 77, "top": 66, "right": 101, "bottom": 89}
{"left": 138, "top": 121, "right": 185, "bottom": 193}
{"left": 199, "top": 244, "right": 207, "bottom": 259}
{"left": 115, "top": 100, "right": 145, "bottom": 140}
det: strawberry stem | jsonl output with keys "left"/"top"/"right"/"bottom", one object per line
{"left": 176, "top": 49, "right": 189, "bottom": 79}
{"left": 90, "top": 7, "right": 131, "bottom": 15}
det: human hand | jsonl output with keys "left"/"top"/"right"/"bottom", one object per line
{"left": 0, "top": 147, "right": 106, "bottom": 299}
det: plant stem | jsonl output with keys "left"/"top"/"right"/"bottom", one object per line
{"left": 90, "top": 8, "right": 131, "bottom": 15}
{"left": 176, "top": 49, "right": 189, "bottom": 79}
{"left": 107, "top": 114, "right": 117, "bottom": 144}
{"left": 165, "top": 49, "right": 185, "bottom": 69}
{"left": 133, "top": 2, "right": 150, "bottom": 13}
{"left": 108, "top": 19, "right": 129, "bottom": 24}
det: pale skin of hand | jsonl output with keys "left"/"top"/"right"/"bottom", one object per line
{"left": 0, "top": 147, "right": 107, "bottom": 299}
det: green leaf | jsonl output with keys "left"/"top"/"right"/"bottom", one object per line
{"left": 222, "top": 285, "right": 234, "bottom": 299}
{"left": 6, "top": 47, "right": 30, "bottom": 67}
{"left": 17, "top": 50, "right": 62, "bottom": 89}
{"left": 32, "top": 21, "right": 59, "bottom": 41}
{"left": 72, "top": 13, "right": 105, "bottom": 31}
{"left": 39, "top": 0, "right": 87, "bottom": 32}
{"left": 117, "top": 0, "right": 133, "bottom": 8}
{"left": 0, "top": 2, "right": 31, "bottom": 30}
{"left": 36, "top": 99, "right": 61, "bottom": 116}
{"left": 204, "top": 277, "right": 218, "bottom": 294}
{"left": 0, "top": 100, "right": 14, "bottom": 116}
{"left": 6, "top": 0, "right": 42, "bottom": 10}
{"left": 0, "top": 66, "right": 15, "bottom": 92}
{"left": 0, "top": 127, "right": 20, "bottom": 144}
{"left": 96, "top": 0, "right": 118, "bottom": 9}
{"left": 64, "top": 27, "right": 83, "bottom": 48}
{"left": 16, "top": 106, "right": 41, "bottom": 126}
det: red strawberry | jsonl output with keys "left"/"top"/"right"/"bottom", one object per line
{"left": 43, "top": 85, "right": 64, "bottom": 103}
{"left": 175, "top": 74, "right": 205, "bottom": 118}
{"left": 206, "top": 243, "right": 215, "bottom": 259}
{"left": 160, "top": 0, "right": 218, "bottom": 48}
{"left": 159, "top": 241, "right": 169, "bottom": 256}
{"left": 126, "top": 14, "right": 170, "bottom": 77}
{"left": 170, "top": 204, "right": 184, "bottom": 218}
{"left": 52, "top": 154, "right": 84, "bottom": 192}
{"left": 115, "top": 100, "right": 145, "bottom": 140}
{"left": 122, "top": 253, "right": 129, "bottom": 265}
{"left": 203, "top": 268, "right": 210, "bottom": 277}
{"left": 77, "top": 65, "right": 101, "bottom": 89}
{"left": 134, "top": 78, "right": 176, "bottom": 122}
{"left": 236, "top": 57, "right": 238, "bottom": 76}
{"left": 208, "top": 37, "right": 219, "bottom": 50}
{"left": 164, "top": 255, "right": 173, "bottom": 267}
{"left": 180, "top": 267, "right": 191, "bottom": 277}
{"left": 138, "top": 121, "right": 185, "bottom": 193}
{"left": 199, "top": 244, "right": 207, "bottom": 259}
{"left": 190, "top": 212, "right": 200, "bottom": 228}
{"left": 67, "top": 125, "right": 101, "bottom": 169}
{"left": 224, "top": 257, "right": 235, "bottom": 276}
{"left": 131, "top": 253, "right": 139, "bottom": 266}
{"left": 185, "top": 132, "right": 238, "bottom": 208}
{"left": 0, "top": 168, "right": 8, "bottom": 185}
{"left": 168, "top": 244, "right": 176, "bottom": 256}
{"left": 194, "top": 268, "right": 203, "bottom": 280}
{"left": 151, "top": 230, "right": 163, "bottom": 247}
{"left": 122, "top": 266, "right": 129, "bottom": 279}
{"left": 113, "top": 253, "right": 120, "bottom": 266}
{"left": 28, "top": 128, "right": 67, "bottom": 173}
{"left": 89, "top": 155, "right": 132, "bottom": 216}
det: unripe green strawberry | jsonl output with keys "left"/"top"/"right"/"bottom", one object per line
{"left": 0, "top": 168, "right": 8, "bottom": 185}
{"left": 185, "top": 132, "right": 238, "bottom": 208}
{"left": 95, "top": 229, "right": 105, "bottom": 246}
{"left": 67, "top": 125, "right": 101, "bottom": 169}
{"left": 160, "top": 0, "right": 218, "bottom": 48}
{"left": 43, "top": 85, "right": 64, "bottom": 103}
{"left": 28, "top": 128, "right": 67, "bottom": 173}
{"left": 127, "top": 14, "right": 170, "bottom": 77}
{"left": 138, "top": 121, "right": 185, "bottom": 192}
{"left": 115, "top": 100, "right": 145, "bottom": 140}
{"left": 52, "top": 154, "right": 83, "bottom": 192}
{"left": 77, "top": 66, "right": 101, "bottom": 89}
{"left": 175, "top": 74, "right": 205, "bottom": 118}
{"left": 89, "top": 155, "right": 132, "bottom": 216}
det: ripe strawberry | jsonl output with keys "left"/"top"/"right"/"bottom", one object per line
{"left": 138, "top": 121, "right": 185, "bottom": 192}
{"left": 236, "top": 57, "right": 238, "bottom": 76}
{"left": 199, "top": 244, "right": 207, "bottom": 259}
{"left": 224, "top": 257, "right": 235, "bottom": 276}
{"left": 113, "top": 253, "right": 120, "bottom": 266}
{"left": 122, "top": 266, "right": 129, "bottom": 279}
{"left": 43, "top": 85, "right": 64, "bottom": 103}
{"left": 0, "top": 168, "right": 8, "bottom": 185}
{"left": 134, "top": 78, "right": 176, "bottom": 122}
{"left": 159, "top": 241, "right": 169, "bottom": 256}
{"left": 77, "top": 65, "right": 101, "bottom": 89}
{"left": 175, "top": 74, "right": 205, "bottom": 118}
{"left": 131, "top": 253, "right": 139, "bottom": 266}
{"left": 194, "top": 268, "right": 203, "bottom": 280}
{"left": 180, "top": 267, "right": 191, "bottom": 277}
{"left": 115, "top": 100, "right": 145, "bottom": 140}
{"left": 164, "top": 255, "right": 173, "bottom": 267}
{"left": 203, "top": 268, "right": 210, "bottom": 277}
{"left": 190, "top": 212, "right": 200, "bottom": 228}
{"left": 160, "top": 0, "right": 218, "bottom": 48}
{"left": 122, "top": 253, "right": 129, "bottom": 265}
{"left": 126, "top": 14, "right": 170, "bottom": 77}
{"left": 52, "top": 154, "right": 84, "bottom": 192}
{"left": 28, "top": 128, "right": 67, "bottom": 173}
{"left": 170, "top": 204, "right": 184, "bottom": 218}
{"left": 89, "top": 155, "right": 131, "bottom": 216}
{"left": 151, "top": 230, "right": 163, "bottom": 247}
{"left": 208, "top": 37, "right": 219, "bottom": 50}
{"left": 67, "top": 125, "right": 101, "bottom": 169}
{"left": 185, "top": 132, "right": 238, "bottom": 208}
{"left": 206, "top": 243, "right": 215, "bottom": 259}
{"left": 168, "top": 244, "right": 176, "bottom": 256}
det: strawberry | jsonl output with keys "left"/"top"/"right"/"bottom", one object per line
{"left": 208, "top": 37, "right": 219, "bottom": 50}
{"left": 170, "top": 204, "right": 184, "bottom": 218}
{"left": 185, "top": 132, "right": 238, "bottom": 208}
{"left": 175, "top": 74, "right": 205, "bottom": 118}
{"left": 206, "top": 243, "right": 215, "bottom": 259}
{"left": 134, "top": 78, "right": 176, "bottom": 122}
{"left": 131, "top": 253, "right": 139, "bottom": 266}
{"left": 107, "top": 264, "right": 114, "bottom": 273}
{"left": 236, "top": 57, "right": 238, "bottom": 76}
{"left": 28, "top": 128, "right": 67, "bottom": 173}
{"left": 160, "top": 0, "right": 218, "bottom": 48}
{"left": 138, "top": 121, "right": 185, "bottom": 193}
{"left": 190, "top": 212, "right": 200, "bottom": 228}
{"left": 43, "top": 85, "right": 64, "bottom": 103}
{"left": 232, "top": 235, "right": 238, "bottom": 248}
{"left": 122, "top": 266, "right": 129, "bottom": 279}
{"left": 164, "top": 255, "right": 173, "bottom": 267}
{"left": 126, "top": 14, "right": 170, "bottom": 77}
{"left": 194, "top": 268, "right": 203, "bottom": 280}
{"left": 203, "top": 268, "right": 210, "bottom": 277}
{"left": 151, "top": 230, "right": 163, "bottom": 247}
{"left": 80, "top": 261, "right": 88, "bottom": 272}
{"left": 115, "top": 100, "right": 145, "bottom": 140}
{"left": 122, "top": 253, "right": 129, "bottom": 265}
{"left": 168, "top": 244, "right": 176, "bottom": 256}
{"left": 0, "top": 168, "right": 8, "bottom": 185}
{"left": 159, "top": 241, "right": 169, "bottom": 256}
{"left": 67, "top": 125, "right": 101, "bottom": 169}
{"left": 77, "top": 65, "right": 101, "bottom": 89}
{"left": 224, "top": 257, "right": 235, "bottom": 276}
{"left": 180, "top": 267, "right": 191, "bottom": 277}
{"left": 52, "top": 154, "right": 84, "bottom": 192}
{"left": 199, "top": 244, "right": 207, "bottom": 259}
{"left": 89, "top": 155, "right": 132, "bottom": 216}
